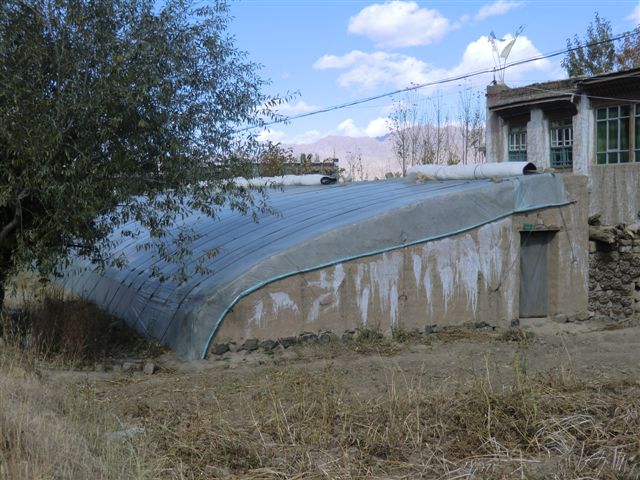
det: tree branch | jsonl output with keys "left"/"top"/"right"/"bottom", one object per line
{"left": 0, "top": 189, "right": 26, "bottom": 246}
{"left": 0, "top": 217, "right": 18, "bottom": 246}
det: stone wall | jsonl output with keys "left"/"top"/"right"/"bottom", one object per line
{"left": 589, "top": 237, "right": 640, "bottom": 318}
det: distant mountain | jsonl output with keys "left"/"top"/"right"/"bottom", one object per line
{"left": 284, "top": 135, "right": 398, "bottom": 180}
{"left": 283, "top": 125, "right": 483, "bottom": 180}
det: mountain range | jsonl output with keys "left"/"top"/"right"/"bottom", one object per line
{"left": 284, "top": 135, "right": 398, "bottom": 180}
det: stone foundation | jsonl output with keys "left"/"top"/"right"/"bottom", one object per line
{"left": 589, "top": 238, "right": 640, "bottom": 318}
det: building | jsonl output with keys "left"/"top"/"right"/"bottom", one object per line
{"left": 486, "top": 67, "right": 640, "bottom": 224}
{"left": 58, "top": 172, "right": 588, "bottom": 359}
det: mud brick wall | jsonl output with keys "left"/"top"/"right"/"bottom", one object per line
{"left": 589, "top": 239, "right": 640, "bottom": 318}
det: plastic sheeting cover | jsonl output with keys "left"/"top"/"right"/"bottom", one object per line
{"left": 406, "top": 161, "right": 536, "bottom": 181}
{"left": 232, "top": 174, "right": 338, "bottom": 187}
{"left": 56, "top": 173, "right": 569, "bottom": 359}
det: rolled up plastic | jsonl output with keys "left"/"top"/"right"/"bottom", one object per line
{"left": 406, "top": 162, "right": 536, "bottom": 181}
{"left": 232, "top": 174, "right": 337, "bottom": 188}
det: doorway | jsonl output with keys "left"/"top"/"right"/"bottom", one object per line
{"left": 519, "top": 231, "right": 554, "bottom": 318}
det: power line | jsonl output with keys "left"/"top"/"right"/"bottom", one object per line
{"left": 240, "top": 27, "right": 640, "bottom": 133}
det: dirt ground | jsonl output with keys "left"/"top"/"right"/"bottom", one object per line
{"left": 15, "top": 317, "right": 632, "bottom": 479}
{"left": 75, "top": 317, "right": 640, "bottom": 394}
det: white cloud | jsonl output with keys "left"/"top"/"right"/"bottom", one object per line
{"left": 337, "top": 119, "right": 360, "bottom": 136}
{"left": 338, "top": 117, "right": 390, "bottom": 137}
{"left": 291, "top": 130, "right": 325, "bottom": 144}
{"left": 365, "top": 117, "right": 391, "bottom": 137}
{"left": 348, "top": 1, "right": 453, "bottom": 48}
{"left": 257, "top": 128, "right": 289, "bottom": 143}
{"left": 257, "top": 128, "right": 326, "bottom": 145}
{"left": 315, "top": 34, "right": 556, "bottom": 91}
{"left": 475, "top": 0, "right": 523, "bottom": 21}
{"left": 274, "top": 100, "right": 321, "bottom": 116}
{"left": 626, "top": 3, "right": 640, "bottom": 24}
{"left": 314, "top": 50, "right": 431, "bottom": 89}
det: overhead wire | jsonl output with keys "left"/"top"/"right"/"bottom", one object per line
{"left": 238, "top": 26, "right": 640, "bottom": 133}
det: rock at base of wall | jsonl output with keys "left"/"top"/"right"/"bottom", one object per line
{"left": 242, "top": 339, "right": 259, "bottom": 352}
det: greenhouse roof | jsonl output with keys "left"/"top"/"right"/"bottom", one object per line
{"left": 58, "top": 173, "right": 569, "bottom": 359}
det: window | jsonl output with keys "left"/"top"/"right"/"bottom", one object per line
{"left": 550, "top": 119, "right": 573, "bottom": 169}
{"left": 508, "top": 125, "right": 527, "bottom": 162}
{"left": 596, "top": 105, "right": 631, "bottom": 164}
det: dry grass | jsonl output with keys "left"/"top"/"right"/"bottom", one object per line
{"left": 1, "top": 287, "right": 640, "bottom": 479}
{"left": 1, "top": 288, "right": 162, "bottom": 367}
{"left": 105, "top": 362, "right": 640, "bottom": 480}
{"left": 2, "top": 339, "right": 640, "bottom": 479}
{"left": 0, "top": 282, "right": 161, "bottom": 479}
{"left": 0, "top": 345, "right": 149, "bottom": 480}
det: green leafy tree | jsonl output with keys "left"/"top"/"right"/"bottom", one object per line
{"left": 258, "top": 143, "right": 294, "bottom": 177}
{"left": 562, "top": 13, "right": 640, "bottom": 77}
{"left": 0, "top": 0, "right": 280, "bottom": 306}
{"left": 562, "top": 13, "right": 616, "bottom": 77}
{"left": 617, "top": 26, "right": 640, "bottom": 70}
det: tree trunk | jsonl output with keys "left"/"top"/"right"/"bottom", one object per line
{"left": 0, "top": 269, "right": 6, "bottom": 313}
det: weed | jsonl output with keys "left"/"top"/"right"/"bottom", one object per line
{"left": 1, "top": 290, "right": 162, "bottom": 366}
{"left": 497, "top": 326, "right": 535, "bottom": 343}
{"left": 0, "top": 347, "right": 148, "bottom": 480}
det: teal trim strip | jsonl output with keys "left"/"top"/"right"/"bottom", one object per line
{"left": 200, "top": 198, "right": 571, "bottom": 359}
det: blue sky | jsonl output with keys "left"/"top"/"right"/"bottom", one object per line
{"left": 229, "top": 0, "right": 640, "bottom": 144}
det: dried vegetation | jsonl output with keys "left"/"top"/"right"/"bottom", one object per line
{"left": 1, "top": 284, "right": 640, "bottom": 479}
{"left": 127, "top": 364, "right": 640, "bottom": 479}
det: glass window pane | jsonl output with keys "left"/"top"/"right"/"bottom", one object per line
{"left": 597, "top": 153, "right": 606, "bottom": 164}
{"left": 620, "top": 151, "right": 629, "bottom": 163}
{"left": 597, "top": 108, "right": 607, "bottom": 120}
{"left": 609, "top": 107, "right": 619, "bottom": 118}
{"left": 597, "top": 122, "right": 607, "bottom": 152}
{"left": 609, "top": 120, "right": 618, "bottom": 150}
{"left": 609, "top": 152, "right": 619, "bottom": 164}
{"left": 621, "top": 118, "right": 629, "bottom": 150}
{"left": 621, "top": 105, "right": 630, "bottom": 117}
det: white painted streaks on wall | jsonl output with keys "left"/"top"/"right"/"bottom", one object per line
{"left": 368, "top": 252, "right": 403, "bottom": 326}
{"left": 357, "top": 218, "right": 514, "bottom": 322}
{"left": 306, "top": 264, "right": 346, "bottom": 323}
{"left": 355, "top": 264, "right": 370, "bottom": 324}
{"left": 243, "top": 218, "right": 516, "bottom": 330}
{"left": 269, "top": 292, "right": 299, "bottom": 316}
{"left": 245, "top": 299, "right": 264, "bottom": 337}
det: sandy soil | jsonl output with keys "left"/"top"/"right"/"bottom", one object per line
{"left": 43, "top": 317, "right": 640, "bottom": 405}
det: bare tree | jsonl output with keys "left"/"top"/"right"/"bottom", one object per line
{"left": 345, "top": 148, "right": 367, "bottom": 181}
{"left": 388, "top": 89, "right": 484, "bottom": 173}
{"left": 388, "top": 90, "right": 434, "bottom": 174}
{"left": 388, "top": 96, "right": 415, "bottom": 175}
{"left": 469, "top": 95, "right": 486, "bottom": 164}
{"left": 458, "top": 87, "right": 486, "bottom": 164}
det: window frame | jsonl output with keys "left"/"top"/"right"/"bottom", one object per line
{"left": 508, "top": 124, "right": 527, "bottom": 162}
{"left": 595, "top": 104, "right": 636, "bottom": 165}
{"left": 635, "top": 104, "right": 640, "bottom": 161}
{"left": 549, "top": 118, "right": 573, "bottom": 169}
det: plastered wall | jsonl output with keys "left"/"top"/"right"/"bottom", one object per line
{"left": 588, "top": 164, "right": 640, "bottom": 225}
{"left": 212, "top": 176, "right": 588, "bottom": 351}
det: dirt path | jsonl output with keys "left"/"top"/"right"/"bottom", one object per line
{"left": 42, "top": 318, "right": 640, "bottom": 396}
